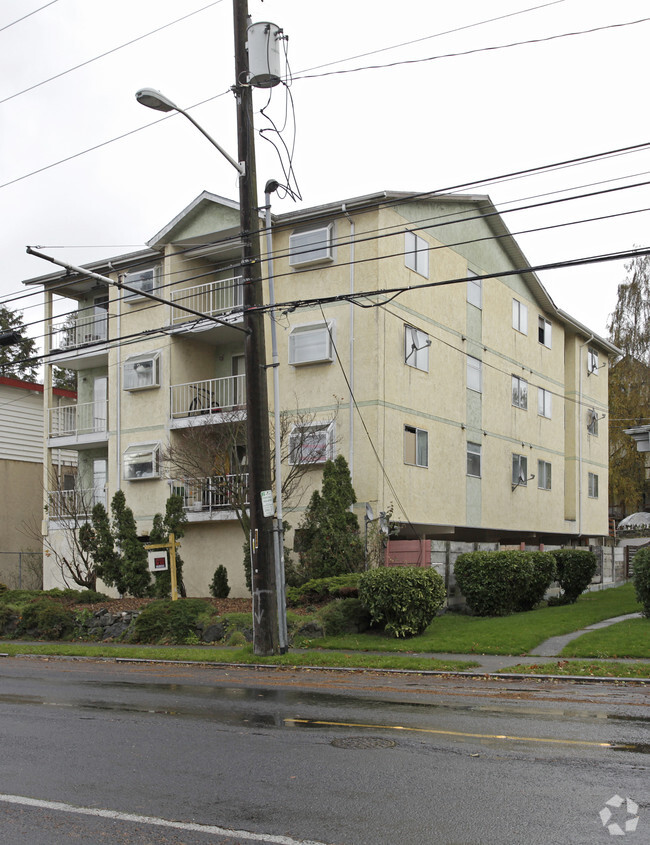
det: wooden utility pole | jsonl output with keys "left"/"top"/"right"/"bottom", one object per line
{"left": 232, "top": 0, "right": 278, "bottom": 655}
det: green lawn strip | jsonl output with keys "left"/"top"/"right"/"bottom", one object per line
{"left": 308, "top": 583, "right": 641, "bottom": 656}
{"left": 498, "top": 660, "right": 650, "bottom": 679}
{"left": 560, "top": 618, "right": 650, "bottom": 659}
{"left": 0, "top": 642, "right": 478, "bottom": 672}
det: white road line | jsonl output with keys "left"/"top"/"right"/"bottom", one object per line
{"left": 0, "top": 793, "right": 331, "bottom": 845}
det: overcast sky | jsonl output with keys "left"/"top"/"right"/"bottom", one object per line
{"left": 2, "top": 0, "right": 650, "bottom": 349}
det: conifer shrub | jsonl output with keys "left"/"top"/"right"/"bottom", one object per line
{"left": 131, "top": 598, "right": 214, "bottom": 644}
{"left": 455, "top": 551, "right": 555, "bottom": 616}
{"left": 632, "top": 547, "right": 650, "bottom": 617}
{"left": 285, "top": 573, "right": 360, "bottom": 606}
{"left": 551, "top": 549, "right": 598, "bottom": 604}
{"left": 358, "top": 566, "right": 445, "bottom": 638}
{"left": 209, "top": 565, "right": 231, "bottom": 598}
{"left": 16, "top": 598, "right": 75, "bottom": 640}
{"left": 317, "top": 597, "right": 370, "bottom": 636}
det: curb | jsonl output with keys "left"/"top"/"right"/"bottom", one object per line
{"left": 3, "top": 651, "right": 650, "bottom": 685}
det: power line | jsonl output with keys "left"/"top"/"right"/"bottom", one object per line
{"left": 0, "top": 0, "right": 59, "bottom": 33}
{"left": 0, "top": 1, "right": 226, "bottom": 105}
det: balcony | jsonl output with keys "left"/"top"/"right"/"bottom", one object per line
{"left": 50, "top": 315, "right": 109, "bottom": 368}
{"left": 47, "top": 488, "right": 107, "bottom": 520}
{"left": 170, "top": 375, "right": 246, "bottom": 427}
{"left": 175, "top": 474, "right": 249, "bottom": 519}
{"left": 171, "top": 277, "right": 243, "bottom": 326}
{"left": 48, "top": 400, "right": 108, "bottom": 448}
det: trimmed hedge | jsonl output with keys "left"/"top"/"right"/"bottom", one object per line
{"left": 358, "top": 567, "right": 445, "bottom": 638}
{"left": 632, "top": 547, "right": 650, "bottom": 618}
{"left": 285, "top": 574, "right": 360, "bottom": 607}
{"left": 551, "top": 549, "right": 598, "bottom": 604}
{"left": 455, "top": 551, "right": 557, "bottom": 616}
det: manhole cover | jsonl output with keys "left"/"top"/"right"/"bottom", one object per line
{"left": 330, "top": 736, "right": 396, "bottom": 749}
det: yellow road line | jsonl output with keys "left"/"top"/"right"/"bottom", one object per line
{"left": 285, "top": 718, "right": 613, "bottom": 748}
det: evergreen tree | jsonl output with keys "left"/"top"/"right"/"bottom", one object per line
{"left": 607, "top": 255, "right": 650, "bottom": 513}
{"left": 80, "top": 502, "right": 124, "bottom": 594}
{"left": 0, "top": 305, "right": 37, "bottom": 381}
{"left": 297, "top": 455, "right": 364, "bottom": 579}
{"left": 111, "top": 490, "right": 150, "bottom": 597}
{"left": 149, "top": 495, "right": 187, "bottom": 598}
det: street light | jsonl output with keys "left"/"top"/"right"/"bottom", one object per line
{"left": 136, "top": 58, "right": 279, "bottom": 656}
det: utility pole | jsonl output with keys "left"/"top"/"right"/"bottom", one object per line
{"left": 233, "top": 0, "right": 278, "bottom": 655}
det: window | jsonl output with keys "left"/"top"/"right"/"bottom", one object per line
{"left": 537, "top": 387, "right": 552, "bottom": 418}
{"left": 512, "top": 298, "right": 528, "bottom": 334}
{"left": 124, "top": 267, "right": 157, "bottom": 301}
{"left": 404, "top": 231, "right": 429, "bottom": 278}
{"left": 512, "top": 454, "right": 528, "bottom": 487}
{"left": 289, "top": 224, "right": 333, "bottom": 266}
{"left": 467, "top": 270, "right": 482, "bottom": 308}
{"left": 404, "top": 425, "right": 428, "bottom": 467}
{"left": 537, "top": 460, "right": 552, "bottom": 490}
{"left": 467, "top": 442, "right": 481, "bottom": 477}
{"left": 512, "top": 375, "right": 528, "bottom": 409}
{"left": 587, "top": 408, "right": 599, "bottom": 436}
{"left": 124, "top": 443, "right": 160, "bottom": 480}
{"left": 288, "top": 422, "right": 334, "bottom": 465}
{"left": 588, "top": 472, "right": 599, "bottom": 498}
{"left": 123, "top": 352, "right": 160, "bottom": 390}
{"left": 404, "top": 325, "right": 430, "bottom": 372}
{"left": 588, "top": 347, "right": 599, "bottom": 375}
{"left": 289, "top": 322, "right": 333, "bottom": 365}
{"left": 538, "top": 316, "right": 552, "bottom": 348}
{"left": 467, "top": 356, "right": 482, "bottom": 393}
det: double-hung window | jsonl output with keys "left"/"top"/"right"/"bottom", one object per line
{"left": 124, "top": 443, "right": 161, "bottom": 480}
{"left": 538, "top": 460, "right": 552, "bottom": 490}
{"left": 124, "top": 267, "right": 157, "bottom": 301}
{"left": 289, "top": 322, "right": 333, "bottom": 365}
{"left": 404, "top": 325, "right": 429, "bottom": 372}
{"left": 512, "top": 298, "right": 528, "bottom": 334}
{"left": 467, "top": 270, "right": 482, "bottom": 308}
{"left": 588, "top": 472, "right": 599, "bottom": 498}
{"left": 538, "top": 316, "right": 552, "bottom": 348}
{"left": 123, "top": 352, "right": 160, "bottom": 390}
{"left": 467, "top": 442, "right": 481, "bottom": 477}
{"left": 587, "top": 408, "right": 599, "bottom": 436}
{"left": 512, "top": 375, "right": 528, "bottom": 409}
{"left": 512, "top": 454, "right": 528, "bottom": 487}
{"left": 404, "top": 425, "right": 428, "bottom": 467}
{"left": 289, "top": 224, "right": 334, "bottom": 267}
{"left": 467, "top": 356, "right": 482, "bottom": 393}
{"left": 588, "top": 347, "right": 599, "bottom": 375}
{"left": 404, "top": 231, "right": 429, "bottom": 278}
{"left": 537, "top": 387, "right": 552, "bottom": 418}
{"left": 288, "top": 422, "right": 334, "bottom": 465}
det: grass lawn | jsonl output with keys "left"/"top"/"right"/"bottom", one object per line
{"left": 304, "top": 583, "right": 641, "bottom": 656}
{"left": 498, "top": 660, "right": 650, "bottom": 680}
{"left": 0, "top": 642, "right": 479, "bottom": 673}
{"left": 560, "top": 617, "right": 650, "bottom": 659}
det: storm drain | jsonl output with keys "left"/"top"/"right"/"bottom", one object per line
{"left": 330, "top": 736, "right": 396, "bottom": 749}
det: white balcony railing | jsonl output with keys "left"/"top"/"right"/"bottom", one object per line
{"left": 170, "top": 375, "right": 246, "bottom": 419}
{"left": 175, "top": 474, "right": 249, "bottom": 513}
{"left": 49, "top": 401, "right": 108, "bottom": 438}
{"left": 47, "top": 488, "right": 107, "bottom": 519}
{"left": 170, "top": 277, "right": 243, "bottom": 325}
{"left": 51, "top": 315, "right": 108, "bottom": 350}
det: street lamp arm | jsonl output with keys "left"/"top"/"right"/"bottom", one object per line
{"left": 135, "top": 88, "right": 245, "bottom": 176}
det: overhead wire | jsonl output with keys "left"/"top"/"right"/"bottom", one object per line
{"left": 0, "top": 0, "right": 59, "bottom": 33}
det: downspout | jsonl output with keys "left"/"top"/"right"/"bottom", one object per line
{"left": 116, "top": 275, "right": 122, "bottom": 492}
{"left": 342, "top": 204, "right": 355, "bottom": 481}
{"left": 578, "top": 334, "right": 594, "bottom": 539}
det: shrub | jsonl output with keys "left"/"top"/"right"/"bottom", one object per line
{"left": 0, "top": 604, "right": 18, "bottom": 634}
{"left": 552, "top": 549, "right": 598, "bottom": 604}
{"left": 227, "top": 631, "right": 247, "bottom": 646}
{"left": 16, "top": 599, "right": 75, "bottom": 640}
{"left": 317, "top": 598, "right": 370, "bottom": 636}
{"left": 0, "top": 582, "right": 7, "bottom": 595}
{"left": 209, "top": 565, "right": 231, "bottom": 598}
{"left": 632, "top": 547, "right": 650, "bottom": 617}
{"left": 131, "top": 599, "right": 213, "bottom": 644}
{"left": 285, "top": 574, "right": 360, "bottom": 607}
{"left": 358, "top": 567, "right": 445, "bottom": 638}
{"left": 455, "top": 551, "right": 536, "bottom": 616}
{"left": 515, "top": 552, "right": 557, "bottom": 611}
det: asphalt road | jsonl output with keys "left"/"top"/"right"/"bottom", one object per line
{"left": 0, "top": 657, "right": 648, "bottom": 844}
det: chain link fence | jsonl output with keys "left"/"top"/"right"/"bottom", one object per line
{"left": 0, "top": 552, "right": 43, "bottom": 590}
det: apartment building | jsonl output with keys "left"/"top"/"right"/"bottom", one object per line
{"left": 25, "top": 190, "right": 619, "bottom": 596}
